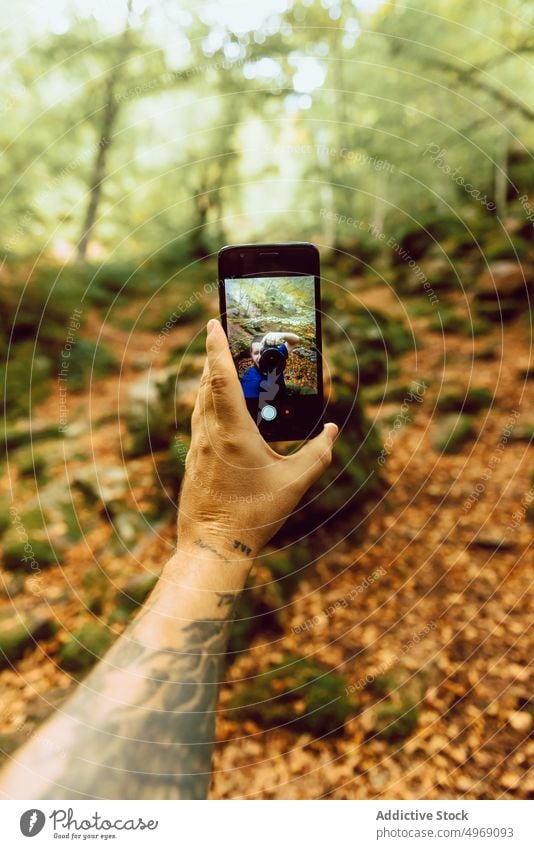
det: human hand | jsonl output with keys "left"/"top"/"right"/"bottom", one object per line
{"left": 262, "top": 332, "right": 284, "bottom": 347}
{"left": 177, "top": 319, "right": 337, "bottom": 562}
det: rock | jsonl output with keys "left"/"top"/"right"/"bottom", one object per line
{"left": 508, "top": 423, "right": 534, "bottom": 444}
{"left": 469, "top": 534, "right": 514, "bottom": 551}
{"left": 2, "top": 421, "right": 62, "bottom": 455}
{"left": 72, "top": 466, "right": 129, "bottom": 514}
{"left": 59, "top": 623, "right": 115, "bottom": 672}
{"left": 125, "top": 372, "right": 170, "bottom": 456}
{"left": 17, "top": 451, "right": 48, "bottom": 483}
{"left": 0, "top": 609, "right": 57, "bottom": 668}
{"left": 517, "top": 359, "right": 534, "bottom": 380}
{"left": 431, "top": 415, "right": 477, "bottom": 454}
{"left": 113, "top": 511, "right": 147, "bottom": 548}
{"left": 436, "top": 385, "right": 493, "bottom": 414}
{"left": 475, "top": 261, "right": 531, "bottom": 299}
{"left": 474, "top": 260, "right": 534, "bottom": 321}
{"left": 116, "top": 572, "right": 159, "bottom": 612}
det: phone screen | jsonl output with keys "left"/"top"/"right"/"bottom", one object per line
{"left": 224, "top": 274, "right": 318, "bottom": 402}
{"left": 219, "top": 244, "right": 324, "bottom": 441}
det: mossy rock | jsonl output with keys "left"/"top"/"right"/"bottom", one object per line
{"left": 227, "top": 590, "right": 283, "bottom": 656}
{"left": 156, "top": 438, "right": 188, "bottom": 500}
{"left": 0, "top": 504, "right": 11, "bottom": 537}
{"left": 0, "top": 344, "right": 51, "bottom": 420}
{"left": 59, "top": 623, "right": 115, "bottom": 672}
{"left": 431, "top": 414, "right": 477, "bottom": 454}
{"left": 0, "top": 611, "right": 57, "bottom": 669}
{"left": 484, "top": 236, "right": 531, "bottom": 262}
{"left": 115, "top": 572, "right": 159, "bottom": 613}
{"left": 61, "top": 339, "right": 119, "bottom": 392}
{"left": 508, "top": 423, "right": 534, "bottom": 444}
{"left": 375, "top": 697, "right": 419, "bottom": 741}
{"left": 364, "top": 380, "right": 428, "bottom": 405}
{"left": 428, "top": 310, "right": 490, "bottom": 337}
{"left": 228, "top": 655, "right": 356, "bottom": 736}
{"left": 436, "top": 386, "right": 493, "bottom": 414}
{"left": 3, "top": 539, "right": 57, "bottom": 572}
{"left": 2, "top": 421, "right": 61, "bottom": 455}
{"left": 142, "top": 299, "right": 205, "bottom": 333}
{"left": 17, "top": 451, "right": 49, "bottom": 484}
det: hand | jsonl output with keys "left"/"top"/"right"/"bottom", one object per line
{"left": 177, "top": 319, "right": 338, "bottom": 561}
{"left": 262, "top": 332, "right": 283, "bottom": 347}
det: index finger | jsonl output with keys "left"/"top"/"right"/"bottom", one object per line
{"left": 206, "top": 318, "right": 249, "bottom": 424}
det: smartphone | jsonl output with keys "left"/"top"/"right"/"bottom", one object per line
{"left": 218, "top": 242, "right": 324, "bottom": 442}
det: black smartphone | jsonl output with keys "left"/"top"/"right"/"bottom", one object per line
{"left": 218, "top": 242, "right": 324, "bottom": 442}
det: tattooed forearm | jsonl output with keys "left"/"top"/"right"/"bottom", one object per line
{"left": 19, "top": 620, "right": 231, "bottom": 800}
{"left": 0, "top": 547, "right": 253, "bottom": 801}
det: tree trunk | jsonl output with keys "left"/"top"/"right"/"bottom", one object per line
{"left": 76, "top": 71, "right": 119, "bottom": 261}
{"left": 77, "top": 0, "right": 133, "bottom": 261}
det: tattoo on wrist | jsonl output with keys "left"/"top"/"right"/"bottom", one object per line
{"left": 194, "top": 538, "right": 228, "bottom": 561}
{"left": 193, "top": 538, "right": 253, "bottom": 560}
{"left": 233, "top": 539, "right": 252, "bottom": 556}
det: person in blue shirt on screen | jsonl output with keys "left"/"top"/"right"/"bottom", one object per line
{"left": 241, "top": 331, "right": 300, "bottom": 399}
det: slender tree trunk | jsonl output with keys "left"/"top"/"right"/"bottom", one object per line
{"left": 494, "top": 135, "right": 508, "bottom": 219}
{"left": 77, "top": 0, "right": 133, "bottom": 261}
{"left": 76, "top": 71, "right": 119, "bottom": 261}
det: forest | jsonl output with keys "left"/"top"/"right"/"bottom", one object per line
{"left": 0, "top": 0, "right": 533, "bottom": 800}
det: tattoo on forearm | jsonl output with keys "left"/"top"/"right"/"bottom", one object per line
{"left": 215, "top": 591, "right": 242, "bottom": 618}
{"left": 215, "top": 591, "right": 238, "bottom": 608}
{"left": 29, "top": 619, "right": 231, "bottom": 801}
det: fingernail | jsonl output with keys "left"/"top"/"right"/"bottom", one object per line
{"left": 326, "top": 422, "right": 339, "bottom": 442}
{"left": 207, "top": 319, "right": 218, "bottom": 335}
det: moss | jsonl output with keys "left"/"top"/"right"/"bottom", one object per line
{"left": 228, "top": 655, "right": 356, "bottom": 736}
{"left": 0, "top": 613, "right": 56, "bottom": 668}
{"left": 17, "top": 451, "right": 49, "bottom": 484}
{"left": 431, "top": 414, "right": 477, "bottom": 454}
{"left": 376, "top": 697, "right": 419, "bottom": 741}
{"left": 115, "top": 572, "right": 159, "bottom": 612}
{"left": 59, "top": 623, "right": 114, "bottom": 672}
{"left": 436, "top": 386, "right": 493, "bottom": 414}
{"left": 62, "top": 339, "right": 119, "bottom": 392}
{"left": 3, "top": 539, "right": 57, "bottom": 571}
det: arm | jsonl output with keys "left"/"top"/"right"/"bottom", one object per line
{"left": 0, "top": 318, "right": 337, "bottom": 800}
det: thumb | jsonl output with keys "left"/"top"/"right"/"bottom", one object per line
{"left": 290, "top": 422, "right": 338, "bottom": 491}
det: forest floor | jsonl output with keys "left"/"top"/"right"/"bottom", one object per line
{"left": 0, "top": 267, "right": 532, "bottom": 800}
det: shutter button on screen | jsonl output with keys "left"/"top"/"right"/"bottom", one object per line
{"left": 260, "top": 405, "right": 277, "bottom": 422}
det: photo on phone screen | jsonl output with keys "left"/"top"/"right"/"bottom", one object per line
{"left": 219, "top": 244, "right": 324, "bottom": 442}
